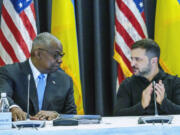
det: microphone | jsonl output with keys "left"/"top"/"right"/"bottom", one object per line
{"left": 26, "top": 74, "right": 31, "bottom": 119}
{"left": 153, "top": 81, "right": 158, "bottom": 116}
{"left": 12, "top": 74, "right": 45, "bottom": 128}
{"left": 53, "top": 114, "right": 102, "bottom": 126}
{"left": 138, "top": 81, "right": 173, "bottom": 124}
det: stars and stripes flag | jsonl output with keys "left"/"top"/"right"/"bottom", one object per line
{"left": 0, "top": 0, "right": 37, "bottom": 66}
{"left": 114, "top": 0, "right": 148, "bottom": 86}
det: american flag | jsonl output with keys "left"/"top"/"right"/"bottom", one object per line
{"left": 114, "top": 0, "right": 148, "bottom": 85}
{"left": 0, "top": 0, "right": 37, "bottom": 66}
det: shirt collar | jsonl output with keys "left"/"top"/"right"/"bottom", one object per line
{"left": 152, "top": 69, "right": 166, "bottom": 81}
{"left": 29, "top": 59, "right": 47, "bottom": 80}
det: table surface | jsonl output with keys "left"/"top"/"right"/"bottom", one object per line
{"left": 1, "top": 115, "right": 180, "bottom": 135}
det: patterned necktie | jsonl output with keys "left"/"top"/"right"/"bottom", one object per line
{"left": 37, "top": 74, "right": 46, "bottom": 110}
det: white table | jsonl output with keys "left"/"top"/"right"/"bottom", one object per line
{"left": 1, "top": 115, "right": 180, "bottom": 135}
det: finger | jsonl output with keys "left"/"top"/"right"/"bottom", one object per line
{"left": 47, "top": 114, "right": 57, "bottom": 120}
{"left": 36, "top": 114, "right": 47, "bottom": 120}
{"left": 155, "top": 89, "right": 164, "bottom": 102}
{"left": 148, "top": 83, "right": 153, "bottom": 90}
{"left": 35, "top": 114, "right": 41, "bottom": 118}
{"left": 47, "top": 116, "right": 55, "bottom": 121}
{"left": 30, "top": 116, "right": 39, "bottom": 120}
{"left": 35, "top": 111, "right": 46, "bottom": 117}
{"left": 14, "top": 109, "right": 24, "bottom": 120}
{"left": 155, "top": 89, "right": 160, "bottom": 96}
{"left": 35, "top": 111, "right": 48, "bottom": 120}
{"left": 35, "top": 114, "right": 43, "bottom": 119}
{"left": 157, "top": 81, "right": 165, "bottom": 90}
{"left": 51, "top": 114, "right": 58, "bottom": 119}
{"left": 43, "top": 112, "right": 57, "bottom": 120}
{"left": 159, "top": 80, "right": 162, "bottom": 84}
{"left": 13, "top": 110, "right": 21, "bottom": 121}
{"left": 149, "top": 87, "right": 153, "bottom": 94}
{"left": 22, "top": 112, "right": 27, "bottom": 120}
{"left": 12, "top": 114, "right": 17, "bottom": 121}
{"left": 155, "top": 87, "right": 163, "bottom": 97}
{"left": 155, "top": 85, "right": 161, "bottom": 93}
{"left": 53, "top": 112, "right": 58, "bottom": 118}
{"left": 155, "top": 90, "right": 161, "bottom": 100}
{"left": 17, "top": 112, "right": 23, "bottom": 121}
{"left": 148, "top": 83, "right": 153, "bottom": 92}
{"left": 35, "top": 112, "right": 43, "bottom": 117}
{"left": 146, "top": 88, "right": 153, "bottom": 95}
{"left": 155, "top": 84, "right": 163, "bottom": 91}
{"left": 47, "top": 116, "right": 52, "bottom": 121}
{"left": 11, "top": 108, "right": 18, "bottom": 121}
{"left": 155, "top": 90, "right": 164, "bottom": 104}
{"left": 39, "top": 115, "right": 46, "bottom": 120}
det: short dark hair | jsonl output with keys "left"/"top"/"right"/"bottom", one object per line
{"left": 131, "top": 39, "right": 160, "bottom": 60}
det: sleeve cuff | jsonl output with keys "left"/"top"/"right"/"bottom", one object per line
{"left": 9, "top": 104, "right": 20, "bottom": 109}
{"left": 136, "top": 102, "right": 145, "bottom": 114}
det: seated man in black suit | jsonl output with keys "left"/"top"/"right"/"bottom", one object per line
{"left": 0, "top": 32, "right": 77, "bottom": 121}
{"left": 114, "top": 39, "right": 180, "bottom": 116}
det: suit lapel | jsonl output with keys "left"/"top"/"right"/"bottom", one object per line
{"left": 21, "top": 60, "right": 39, "bottom": 113}
{"left": 42, "top": 73, "right": 56, "bottom": 110}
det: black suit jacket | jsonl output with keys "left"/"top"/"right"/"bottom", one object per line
{"left": 0, "top": 60, "right": 76, "bottom": 115}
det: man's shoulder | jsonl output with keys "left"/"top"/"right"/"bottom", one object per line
{"left": 162, "top": 71, "right": 179, "bottom": 80}
{"left": 121, "top": 75, "right": 137, "bottom": 84}
{"left": 0, "top": 62, "right": 21, "bottom": 71}
{"left": 0, "top": 61, "right": 29, "bottom": 77}
{"left": 52, "top": 68, "right": 72, "bottom": 80}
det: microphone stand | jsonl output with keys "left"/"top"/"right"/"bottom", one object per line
{"left": 153, "top": 81, "right": 158, "bottom": 116}
{"left": 27, "top": 74, "right": 30, "bottom": 120}
{"left": 138, "top": 81, "right": 173, "bottom": 124}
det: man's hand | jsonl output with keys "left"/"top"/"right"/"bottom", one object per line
{"left": 155, "top": 80, "right": 165, "bottom": 105}
{"left": 31, "top": 111, "right": 59, "bottom": 121}
{"left": 141, "top": 83, "right": 153, "bottom": 109}
{"left": 10, "top": 107, "right": 27, "bottom": 121}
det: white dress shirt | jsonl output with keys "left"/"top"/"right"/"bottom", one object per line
{"left": 29, "top": 58, "right": 47, "bottom": 87}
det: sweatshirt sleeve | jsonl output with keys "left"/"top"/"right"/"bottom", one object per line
{"left": 114, "top": 79, "right": 145, "bottom": 116}
{"left": 160, "top": 76, "right": 180, "bottom": 114}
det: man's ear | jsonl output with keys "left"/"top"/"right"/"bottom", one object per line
{"left": 151, "top": 57, "right": 158, "bottom": 64}
{"left": 33, "top": 49, "right": 41, "bottom": 59}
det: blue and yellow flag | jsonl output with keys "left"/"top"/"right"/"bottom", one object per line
{"left": 51, "top": 0, "right": 84, "bottom": 114}
{"left": 155, "top": 0, "right": 180, "bottom": 76}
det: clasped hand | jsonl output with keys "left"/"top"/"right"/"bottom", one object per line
{"left": 141, "top": 80, "right": 165, "bottom": 109}
{"left": 10, "top": 107, "right": 58, "bottom": 121}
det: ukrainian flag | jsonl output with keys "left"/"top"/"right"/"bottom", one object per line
{"left": 155, "top": 0, "right": 180, "bottom": 76}
{"left": 51, "top": 0, "right": 84, "bottom": 114}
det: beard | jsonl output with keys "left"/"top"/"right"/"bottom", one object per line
{"left": 133, "top": 62, "right": 152, "bottom": 77}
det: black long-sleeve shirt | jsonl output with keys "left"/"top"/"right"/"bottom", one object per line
{"left": 114, "top": 70, "right": 180, "bottom": 116}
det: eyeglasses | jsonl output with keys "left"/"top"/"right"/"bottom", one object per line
{"left": 38, "top": 48, "right": 65, "bottom": 60}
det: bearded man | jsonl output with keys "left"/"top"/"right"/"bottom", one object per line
{"left": 114, "top": 39, "right": 180, "bottom": 116}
